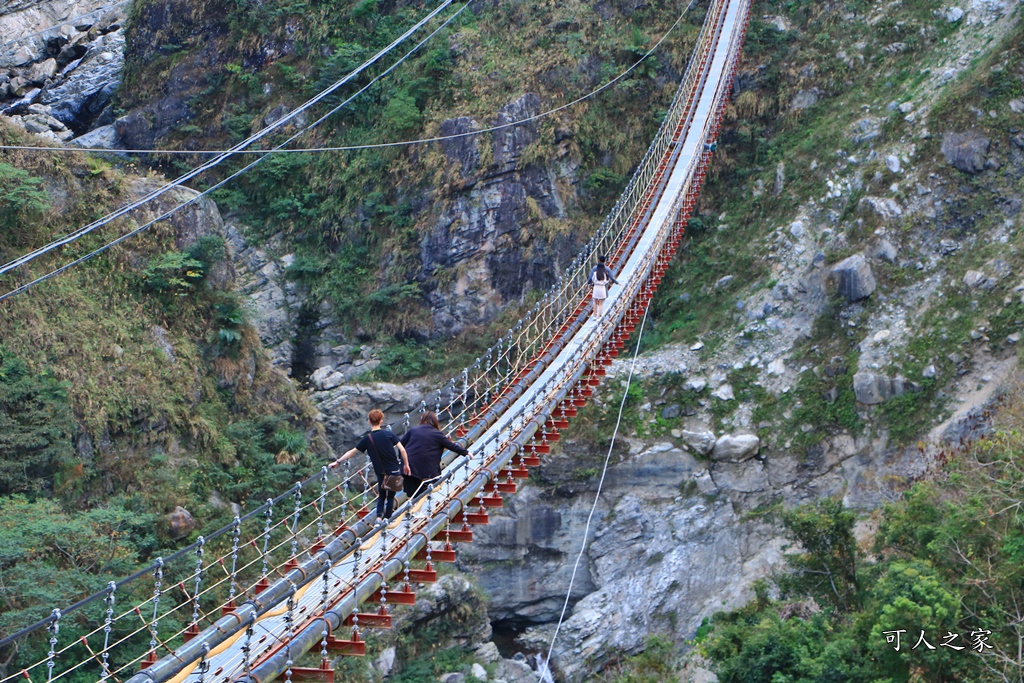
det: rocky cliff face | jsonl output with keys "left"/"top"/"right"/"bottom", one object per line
{"left": 458, "top": 426, "right": 935, "bottom": 680}
{"left": 1, "top": 0, "right": 126, "bottom": 136}
{"left": 424, "top": 93, "right": 581, "bottom": 336}
{"left": 439, "top": 2, "right": 1024, "bottom": 680}
{"left": 223, "top": 91, "right": 584, "bottom": 375}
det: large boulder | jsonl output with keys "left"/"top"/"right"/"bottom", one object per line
{"left": 790, "top": 88, "right": 820, "bottom": 110}
{"left": 25, "top": 58, "right": 58, "bottom": 84}
{"left": 679, "top": 428, "right": 716, "bottom": 456}
{"left": 69, "top": 123, "right": 120, "bottom": 149}
{"left": 853, "top": 372, "right": 906, "bottom": 405}
{"left": 167, "top": 506, "right": 196, "bottom": 539}
{"left": 310, "top": 365, "right": 345, "bottom": 391}
{"left": 941, "top": 130, "right": 990, "bottom": 173}
{"left": 829, "top": 253, "right": 876, "bottom": 302}
{"left": 711, "top": 434, "right": 760, "bottom": 462}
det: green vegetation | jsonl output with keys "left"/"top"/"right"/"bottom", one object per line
{"left": 0, "top": 350, "right": 75, "bottom": 496}
{"left": 0, "top": 496, "right": 158, "bottom": 668}
{"left": 0, "top": 163, "right": 49, "bottom": 232}
{"left": 701, "top": 412, "right": 1024, "bottom": 682}
{"left": 595, "top": 635, "right": 680, "bottom": 682}
{"left": 0, "top": 123, "right": 326, "bottom": 656}
{"left": 390, "top": 647, "right": 487, "bottom": 683}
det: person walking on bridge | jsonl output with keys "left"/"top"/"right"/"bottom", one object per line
{"left": 400, "top": 411, "right": 469, "bottom": 499}
{"left": 588, "top": 254, "right": 619, "bottom": 317}
{"left": 331, "top": 409, "right": 410, "bottom": 522}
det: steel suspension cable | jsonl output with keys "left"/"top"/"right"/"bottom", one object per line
{"left": 0, "top": 2, "right": 693, "bottom": 157}
{"left": 0, "top": 0, "right": 459, "bottom": 280}
{"left": 542, "top": 303, "right": 651, "bottom": 676}
{"left": 0, "top": 0, "right": 471, "bottom": 303}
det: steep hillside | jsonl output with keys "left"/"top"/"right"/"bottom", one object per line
{"left": 111, "top": 0, "right": 706, "bottom": 376}
{"left": 3, "top": 0, "right": 1024, "bottom": 681}
{"left": 0, "top": 121, "right": 327, "bottom": 640}
{"left": 457, "top": 0, "right": 1024, "bottom": 680}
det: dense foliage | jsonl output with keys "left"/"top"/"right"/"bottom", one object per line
{"left": 0, "top": 127, "right": 327, "bottom": 671}
{"left": 0, "top": 350, "right": 75, "bottom": 496}
{"left": 119, "top": 0, "right": 702, "bottom": 346}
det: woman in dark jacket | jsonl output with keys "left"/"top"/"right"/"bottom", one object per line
{"left": 400, "top": 411, "right": 469, "bottom": 498}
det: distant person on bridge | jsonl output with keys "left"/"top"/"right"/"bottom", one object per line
{"left": 588, "top": 254, "right": 619, "bottom": 317}
{"left": 330, "top": 409, "right": 411, "bottom": 522}
{"left": 400, "top": 411, "right": 469, "bottom": 499}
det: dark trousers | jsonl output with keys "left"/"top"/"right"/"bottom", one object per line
{"left": 403, "top": 475, "right": 426, "bottom": 500}
{"left": 375, "top": 479, "right": 396, "bottom": 520}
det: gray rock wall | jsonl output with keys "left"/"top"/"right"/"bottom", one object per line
{"left": 1, "top": 0, "right": 125, "bottom": 134}
{"left": 455, "top": 429, "right": 929, "bottom": 681}
{"left": 423, "top": 93, "right": 581, "bottom": 336}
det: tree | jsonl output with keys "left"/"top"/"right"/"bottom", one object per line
{"left": 780, "top": 497, "right": 860, "bottom": 611}
{"left": 0, "top": 496, "right": 154, "bottom": 678}
{"left": 0, "top": 349, "right": 75, "bottom": 496}
{"left": 867, "top": 561, "right": 963, "bottom": 681}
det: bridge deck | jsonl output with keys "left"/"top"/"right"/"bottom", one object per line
{"left": 132, "top": 2, "right": 751, "bottom": 681}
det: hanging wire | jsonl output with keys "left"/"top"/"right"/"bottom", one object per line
{"left": 0, "top": 0, "right": 472, "bottom": 303}
{"left": 260, "top": 499, "right": 274, "bottom": 584}
{"left": 98, "top": 582, "right": 116, "bottom": 682}
{"left": 290, "top": 483, "right": 303, "bottom": 561}
{"left": 317, "top": 468, "right": 329, "bottom": 543}
{"left": 190, "top": 538, "right": 206, "bottom": 634}
{"left": 147, "top": 559, "right": 164, "bottom": 660}
{"left": 227, "top": 519, "right": 241, "bottom": 606}
{"left": 45, "top": 609, "right": 60, "bottom": 683}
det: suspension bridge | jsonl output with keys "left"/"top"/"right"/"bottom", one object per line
{"left": 0, "top": 0, "right": 751, "bottom": 680}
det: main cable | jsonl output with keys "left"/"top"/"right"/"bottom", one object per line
{"left": 0, "top": 0, "right": 698, "bottom": 303}
{"left": 541, "top": 302, "right": 651, "bottom": 675}
{"left": 0, "top": 0, "right": 458, "bottom": 278}
{"left": 0, "top": 0, "right": 696, "bottom": 156}
{"left": 0, "top": 1, "right": 472, "bottom": 304}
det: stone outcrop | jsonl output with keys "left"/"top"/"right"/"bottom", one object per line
{"left": 478, "top": 445, "right": 782, "bottom": 681}
{"left": 226, "top": 226, "right": 301, "bottom": 370}
{"left": 312, "top": 380, "right": 427, "bottom": 449}
{"left": 868, "top": 238, "right": 898, "bottom": 263}
{"left": 422, "top": 93, "right": 581, "bottom": 336}
{"left": 941, "top": 130, "right": 990, "bottom": 173}
{"left": 711, "top": 433, "right": 760, "bottom": 462}
{"left": 828, "top": 253, "right": 876, "bottom": 302}
{"left": 67, "top": 121, "right": 118, "bottom": 148}
{"left": 852, "top": 372, "right": 906, "bottom": 405}
{"left": 679, "top": 428, "right": 716, "bottom": 456}
{"left": 167, "top": 506, "right": 196, "bottom": 539}
{"left": 1, "top": 2, "right": 126, "bottom": 134}
{"left": 124, "top": 178, "right": 232, "bottom": 273}
{"left": 41, "top": 28, "right": 124, "bottom": 132}
{"left": 859, "top": 196, "right": 903, "bottom": 221}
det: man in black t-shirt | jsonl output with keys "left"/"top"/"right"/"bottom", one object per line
{"left": 331, "top": 409, "right": 411, "bottom": 521}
